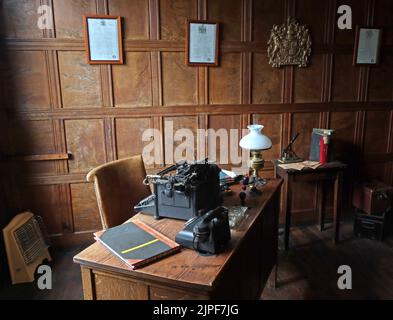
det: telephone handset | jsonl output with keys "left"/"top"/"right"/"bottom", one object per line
{"left": 193, "top": 207, "right": 224, "bottom": 244}
{"left": 175, "top": 206, "right": 231, "bottom": 255}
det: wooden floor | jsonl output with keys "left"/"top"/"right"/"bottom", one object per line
{"left": 0, "top": 245, "right": 86, "bottom": 300}
{"left": 263, "top": 221, "right": 393, "bottom": 299}
{"left": 1, "top": 220, "right": 392, "bottom": 300}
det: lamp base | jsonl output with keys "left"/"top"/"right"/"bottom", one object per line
{"left": 247, "top": 176, "right": 265, "bottom": 195}
{"left": 249, "top": 150, "right": 267, "bottom": 190}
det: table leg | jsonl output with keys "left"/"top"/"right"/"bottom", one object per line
{"left": 81, "top": 267, "right": 95, "bottom": 300}
{"left": 317, "top": 181, "right": 325, "bottom": 231}
{"left": 333, "top": 171, "right": 343, "bottom": 244}
{"left": 283, "top": 175, "right": 292, "bottom": 251}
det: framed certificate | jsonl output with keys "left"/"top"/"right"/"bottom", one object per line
{"left": 84, "top": 15, "right": 123, "bottom": 64}
{"left": 186, "top": 20, "right": 219, "bottom": 66}
{"left": 353, "top": 26, "right": 383, "bottom": 65}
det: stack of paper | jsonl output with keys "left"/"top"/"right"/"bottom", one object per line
{"left": 278, "top": 160, "right": 322, "bottom": 171}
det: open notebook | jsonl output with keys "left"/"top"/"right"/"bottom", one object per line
{"left": 94, "top": 220, "right": 181, "bottom": 270}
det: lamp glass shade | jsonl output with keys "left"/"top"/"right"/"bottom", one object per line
{"left": 239, "top": 124, "right": 272, "bottom": 150}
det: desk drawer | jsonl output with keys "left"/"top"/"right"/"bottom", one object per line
{"left": 150, "top": 286, "right": 208, "bottom": 300}
{"left": 93, "top": 272, "right": 149, "bottom": 300}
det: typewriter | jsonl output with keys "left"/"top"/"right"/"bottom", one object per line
{"left": 134, "top": 159, "right": 222, "bottom": 220}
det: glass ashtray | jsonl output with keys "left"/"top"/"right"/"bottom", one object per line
{"left": 227, "top": 206, "right": 248, "bottom": 229}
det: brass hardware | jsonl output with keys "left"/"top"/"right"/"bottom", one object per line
{"left": 250, "top": 150, "right": 265, "bottom": 178}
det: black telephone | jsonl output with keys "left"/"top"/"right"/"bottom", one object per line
{"left": 175, "top": 207, "right": 231, "bottom": 255}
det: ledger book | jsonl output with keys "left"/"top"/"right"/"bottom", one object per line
{"left": 94, "top": 220, "right": 181, "bottom": 270}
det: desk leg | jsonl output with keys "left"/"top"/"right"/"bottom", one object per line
{"left": 283, "top": 175, "right": 292, "bottom": 251}
{"left": 333, "top": 171, "right": 343, "bottom": 244}
{"left": 317, "top": 181, "right": 325, "bottom": 231}
{"left": 81, "top": 267, "right": 95, "bottom": 300}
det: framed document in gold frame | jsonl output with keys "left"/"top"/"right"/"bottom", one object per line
{"left": 353, "top": 26, "right": 383, "bottom": 65}
{"left": 186, "top": 20, "right": 219, "bottom": 66}
{"left": 83, "top": 15, "right": 124, "bottom": 64}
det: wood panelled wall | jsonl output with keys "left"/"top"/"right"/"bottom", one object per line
{"left": 1, "top": 0, "right": 393, "bottom": 245}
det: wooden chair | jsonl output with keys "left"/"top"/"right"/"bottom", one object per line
{"left": 86, "top": 155, "right": 151, "bottom": 229}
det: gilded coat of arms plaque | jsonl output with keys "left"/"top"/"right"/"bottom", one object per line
{"left": 267, "top": 17, "right": 312, "bottom": 68}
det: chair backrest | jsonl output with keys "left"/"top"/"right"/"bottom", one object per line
{"left": 86, "top": 155, "right": 151, "bottom": 229}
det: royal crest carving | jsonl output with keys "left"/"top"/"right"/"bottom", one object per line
{"left": 267, "top": 17, "right": 312, "bottom": 68}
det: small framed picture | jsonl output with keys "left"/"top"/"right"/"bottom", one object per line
{"left": 186, "top": 20, "right": 219, "bottom": 66}
{"left": 353, "top": 26, "right": 383, "bottom": 65}
{"left": 83, "top": 15, "right": 123, "bottom": 64}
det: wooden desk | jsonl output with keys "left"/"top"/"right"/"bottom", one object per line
{"left": 73, "top": 179, "right": 282, "bottom": 300}
{"left": 274, "top": 161, "right": 347, "bottom": 251}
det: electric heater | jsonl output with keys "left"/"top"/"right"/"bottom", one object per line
{"left": 3, "top": 211, "right": 51, "bottom": 284}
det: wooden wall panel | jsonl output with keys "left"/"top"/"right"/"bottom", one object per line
{"left": 362, "top": 163, "right": 387, "bottom": 182}
{"left": 209, "top": 53, "right": 241, "bottom": 104}
{"left": 58, "top": 52, "right": 102, "bottom": 108}
{"left": 291, "top": 112, "right": 320, "bottom": 159}
{"left": 0, "top": 0, "right": 42, "bottom": 39}
{"left": 160, "top": 0, "right": 197, "bottom": 40}
{"left": 2, "top": 0, "right": 393, "bottom": 245}
{"left": 374, "top": 0, "right": 393, "bottom": 45}
{"left": 208, "top": 114, "right": 241, "bottom": 167}
{"left": 334, "top": 0, "right": 366, "bottom": 45}
{"left": 0, "top": 115, "right": 9, "bottom": 154}
{"left": 368, "top": 54, "right": 393, "bottom": 101}
{"left": 162, "top": 52, "right": 197, "bottom": 105}
{"left": 252, "top": 53, "right": 282, "bottom": 104}
{"left": 5, "top": 51, "right": 50, "bottom": 111}
{"left": 290, "top": 112, "right": 320, "bottom": 218}
{"left": 164, "top": 116, "right": 198, "bottom": 163}
{"left": 71, "top": 183, "right": 101, "bottom": 232}
{"left": 112, "top": 52, "right": 152, "bottom": 107}
{"left": 295, "top": 0, "right": 329, "bottom": 46}
{"left": 22, "top": 185, "right": 70, "bottom": 236}
{"left": 53, "top": 0, "right": 97, "bottom": 39}
{"left": 329, "top": 111, "right": 357, "bottom": 162}
{"left": 329, "top": 111, "right": 358, "bottom": 211}
{"left": 11, "top": 120, "right": 55, "bottom": 154}
{"left": 108, "top": 0, "right": 149, "bottom": 40}
{"left": 294, "top": 54, "right": 323, "bottom": 103}
{"left": 252, "top": 0, "right": 285, "bottom": 44}
{"left": 65, "top": 119, "right": 106, "bottom": 173}
{"left": 115, "top": 117, "right": 153, "bottom": 167}
{"left": 252, "top": 114, "right": 282, "bottom": 161}
{"left": 11, "top": 120, "right": 57, "bottom": 175}
{"left": 363, "top": 111, "right": 390, "bottom": 154}
{"left": 332, "top": 54, "right": 359, "bottom": 101}
{"left": 208, "top": 0, "right": 242, "bottom": 41}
